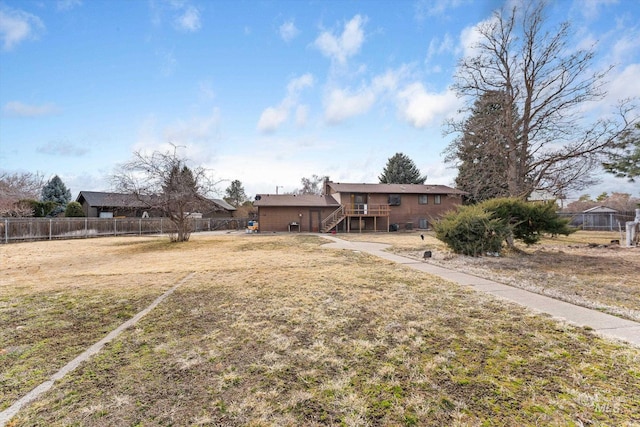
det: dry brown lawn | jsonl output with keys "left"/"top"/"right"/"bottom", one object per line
{"left": 1, "top": 232, "right": 639, "bottom": 426}
{"left": 345, "top": 231, "right": 640, "bottom": 322}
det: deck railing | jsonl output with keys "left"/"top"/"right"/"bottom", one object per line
{"left": 344, "top": 204, "right": 390, "bottom": 216}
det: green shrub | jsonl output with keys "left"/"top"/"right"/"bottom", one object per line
{"left": 434, "top": 198, "right": 575, "bottom": 256}
{"left": 481, "top": 198, "right": 574, "bottom": 245}
{"left": 434, "top": 204, "right": 509, "bottom": 256}
{"left": 24, "top": 200, "right": 58, "bottom": 217}
{"left": 64, "top": 201, "right": 85, "bottom": 217}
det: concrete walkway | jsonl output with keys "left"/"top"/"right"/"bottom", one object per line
{"left": 0, "top": 273, "right": 195, "bottom": 427}
{"left": 321, "top": 236, "right": 640, "bottom": 347}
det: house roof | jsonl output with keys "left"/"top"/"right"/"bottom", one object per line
{"left": 583, "top": 205, "right": 618, "bottom": 213}
{"left": 212, "top": 198, "right": 237, "bottom": 211}
{"left": 76, "top": 191, "right": 148, "bottom": 208}
{"left": 326, "top": 182, "right": 467, "bottom": 195}
{"left": 254, "top": 194, "right": 340, "bottom": 207}
{"left": 76, "top": 191, "right": 236, "bottom": 211}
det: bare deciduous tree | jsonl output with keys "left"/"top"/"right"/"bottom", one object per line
{"left": 111, "top": 145, "right": 218, "bottom": 242}
{"left": 448, "top": 1, "right": 638, "bottom": 198}
{"left": 294, "top": 174, "right": 328, "bottom": 195}
{"left": 0, "top": 171, "right": 44, "bottom": 217}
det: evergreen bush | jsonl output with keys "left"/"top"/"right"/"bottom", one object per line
{"left": 481, "top": 198, "right": 574, "bottom": 245}
{"left": 434, "top": 197, "right": 575, "bottom": 256}
{"left": 434, "top": 204, "right": 509, "bottom": 256}
{"left": 64, "top": 201, "right": 85, "bottom": 217}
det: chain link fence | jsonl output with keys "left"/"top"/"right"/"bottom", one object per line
{"left": 557, "top": 211, "right": 636, "bottom": 231}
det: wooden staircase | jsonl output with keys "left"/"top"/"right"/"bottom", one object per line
{"left": 321, "top": 205, "right": 346, "bottom": 233}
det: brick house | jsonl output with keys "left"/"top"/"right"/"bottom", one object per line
{"left": 253, "top": 181, "right": 466, "bottom": 233}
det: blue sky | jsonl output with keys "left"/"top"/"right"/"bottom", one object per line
{"left": 1, "top": 0, "right": 639, "bottom": 201}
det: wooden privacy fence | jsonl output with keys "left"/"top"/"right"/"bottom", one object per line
{"left": 0, "top": 217, "right": 249, "bottom": 244}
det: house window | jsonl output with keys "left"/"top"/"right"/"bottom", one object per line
{"left": 434, "top": 195, "right": 441, "bottom": 205}
{"left": 388, "top": 194, "right": 401, "bottom": 206}
{"left": 418, "top": 195, "right": 428, "bottom": 204}
{"left": 419, "top": 218, "right": 428, "bottom": 229}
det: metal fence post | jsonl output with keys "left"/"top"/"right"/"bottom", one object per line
{"left": 114, "top": 218, "right": 117, "bottom": 236}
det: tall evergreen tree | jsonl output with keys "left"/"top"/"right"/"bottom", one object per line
{"left": 603, "top": 123, "right": 640, "bottom": 182}
{"left": 41, "top": 175, "right": 71, "bottom": 216}
{"left": 448, "top": 1, "right": 637, "bottom": 198}
{"left": 378, "top": 153, "right": 426, "bottom": 184}
{"left": 445, "top": 91, "right": 524, "bottom": 203}
{"left": 224, "top": 180, "right": 248, "bottom": 206}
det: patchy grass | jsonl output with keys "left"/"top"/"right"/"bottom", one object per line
{"left": 2, "top": 233, "right": 640, "bottom": 426}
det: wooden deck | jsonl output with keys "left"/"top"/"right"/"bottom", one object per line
{"left": 322, "top": 204, "right": 390, "bottom": 233}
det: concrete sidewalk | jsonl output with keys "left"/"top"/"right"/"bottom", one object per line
{"left": 321, "top": 236, "right": 640, "bottom": 347}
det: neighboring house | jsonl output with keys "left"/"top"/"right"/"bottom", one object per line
{"left": 253, "top": 181, "right": 466, "bottom": 233}
{"left": 76, "top": 191, "right": 236, "bottom": 218}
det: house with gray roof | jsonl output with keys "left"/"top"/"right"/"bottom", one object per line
{"left": 76, "top": 191, "right": 236, "bottom": 218}
{"left": 253, "top": 181, "right": 465, "bottom": 233}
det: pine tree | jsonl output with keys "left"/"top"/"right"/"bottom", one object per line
{"left": 603, "top": 123, "right": 640, "bottom": 182}
{"left": 41, "top": 175, "right": 71, "bottom": 216}
{"left": 445, "top": 91, "right": 522, "bottom": 203}
{"left": 224, "top": 180, "right": 248, "bottom": 206}
{"left": 378, "top": 153, "right": 426, "bottom": 184}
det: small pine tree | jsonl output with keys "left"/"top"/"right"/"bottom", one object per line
{"left": 434, "top": 197, "right": 575, "bottom": 256}
{"left": 379, "top": 153, "right": 426, "bottom": 184}
{"left": 41, "top": 175, "right": 71, "bottom": 216}
{"left": 481, "top": 198, "right": 574, "bottom": 246}
{"left": 64, "top": 201, "right": 85, "bottom": 217}
{"left": 224, "top": 180, "right": 248, "bottom": 207}
{"left": 434, "top": 204, "right": 509, "bottom": 256}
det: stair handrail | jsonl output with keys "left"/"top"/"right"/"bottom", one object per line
{"left": 321, "top": 205, "right": 345, "bottom": 231}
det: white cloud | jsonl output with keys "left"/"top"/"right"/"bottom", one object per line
{"left": 427, "top": 33, "right": 454, "bottom": 60}
{"left": 157, "top": 48, "right": 177, "bottom": 76}
{"left": 606, "top": 64, "right": 640, "bottom": 102}
{"left": 257, "top": 73, "right": 314, "bottom": 133}
{"left": 321, "top": 67, "right": 410, "bottom": 125}
{"left": 257, "top": 106, "right": 289, "bottom": 133}
{"left": 2, "top": 101, "right": 59, "bottom": 117}
{"left": 396, "top": 82, "right": 460, "bottom": 128}
{"left": 133, "top": 110, "right": 221, "bottom": 163}
{"left": 279, "top": 20, "right": 299, "bottom": 42}
{"left": 458, "top": 19, "right": 489, "bottom": 59}
{"left": 198, "top": 80, "right": 215, "bottom": 100}
{"left": 57, "top": 0, "right": 82, "bottom": 11}
{"left": 415, "top": 0, "right": 466, "bottom": 20}
{"left": 314, "top": 15, "right": 366, "bottom": 64}
{"left": 295, "top": 105, "right": 309, "bottom": 127}
{"left": 577, "top": 0, "right": 618, "bottom": 21}
{"left": 324, "top": 87, "right": 376, "bottom": 124}
{"left": 163, "top": 109, "right": 221, "bottom": 145}
{"left": 175, "top": 5, "right": 201, "bottom": 32}
{"left": 37, "top": 140, "right": 89, "bottom": 157}
{"left": 0, "top": 6, "right": 44, "bottom": 51}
